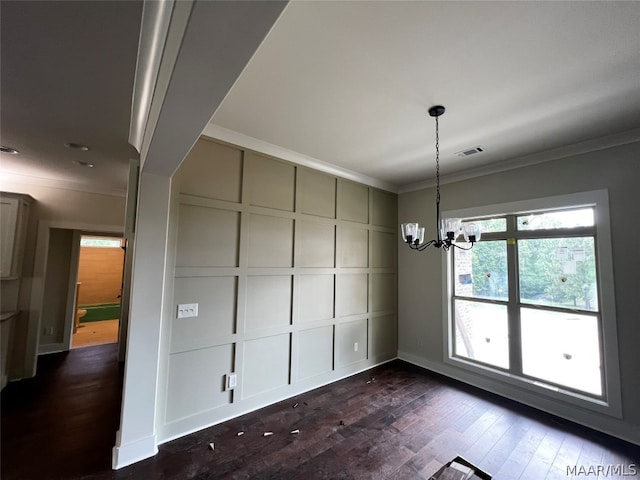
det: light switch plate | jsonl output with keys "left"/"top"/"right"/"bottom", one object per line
{"left": 177, "top": 303, "right": 198, "bottom": 318}
{"left": 226, "top": 373, "right": 237, "bottom": 390}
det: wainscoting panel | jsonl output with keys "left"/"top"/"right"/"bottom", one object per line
{"left": 175, "top": 139, "right": 242, "bottom": 203}
{"left": 295, "top": 221, "right": 335, "bottom": 268}
{"left": 336, "top": 318, "right": 368, "bottom": 367}
{"left": 372, "top": 273, "right": 396, "bottom": 313}
{"left": 297, "top": 274, "right": 334, "bottom": 323}
{"left": 338, "top": 180, "right": 369, "bottom": 224}
{"left": 176, "top": 205, "right": 240, "bottom": 267}
{"left": 171, "top": 276, "right": 237, "bottom": 352}
{"left": 297, "top": 168, "right": 336, "bottom": 218}
{"left": 372, "top": 231, "right": 396, "bottom": 268}
{"left": 165, "top": 344, "right": 234, "bottom": 423}
{"left": 337, "top": 273, "right": 368, "bottom": 317}
{"left": 246, "top": 214, "right": 293, "bottom": 268}
{"left": 244, "top": 275, "right": 292, "bottom": 332}
{"left": 297, "top": 325, "right": 334, "bottom": 380}
{"left": 242, "top": 333, "right": 291, "bottom": 399}
{"left": 245, "top": 152, "right": 295, "bottom": 211}
{"left": 340, "top": 226, "right": 369, "bottom": 268}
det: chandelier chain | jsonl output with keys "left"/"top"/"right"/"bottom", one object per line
{"left": 401, "top": 104, "right": 479, "bottom": 252}
{"left": 435, "top": 116, "right": 440, "bottom": 203}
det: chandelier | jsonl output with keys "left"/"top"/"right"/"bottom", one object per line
{"left": 401, "top": 105, "right": 481, "bottom": 251}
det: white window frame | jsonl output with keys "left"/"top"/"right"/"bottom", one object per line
{"left": 80, "top": 236, "right": 123, "bottom": 248}
{"left": 442, "top": 189, "right": 622, "bottom": 417}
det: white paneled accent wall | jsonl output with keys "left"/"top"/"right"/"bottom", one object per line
{"left": 162, "top": 137, "right": 397, "bottom": 440}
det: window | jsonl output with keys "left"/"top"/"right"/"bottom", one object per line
{"left": 444, "top": 191, "right": 621, "bottom": 415}
{"left": 80, "top": 236, "right": 123, "bottom": 248}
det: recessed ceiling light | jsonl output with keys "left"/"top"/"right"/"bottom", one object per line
{"left": 64, "top": 142, "right": 90, "bottom": 151}
{"left": 72, "top": 160, "right": 94, "bottom": 168}
{"left": 1, "top": 146, "right": 19, "bottom": 154}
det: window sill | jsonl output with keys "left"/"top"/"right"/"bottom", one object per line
{"left": 444, "top": 354, "right": 622, "bottom": 419}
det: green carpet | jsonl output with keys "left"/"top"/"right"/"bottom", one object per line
{"left": 79, "top": 303, "right": 121, "bottom": 322}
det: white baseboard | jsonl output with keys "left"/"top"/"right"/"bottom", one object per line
{"left": 397, "top": 350, "right": 640, "bottom": 447}
{"left": 112, "top": 431, "right": 158, "bottom": 469}
{"left": 38, "top": 343, "right": 66, "bottom": 355}
{"left": 159, "top": 356, "right": 397, "bottom": 444}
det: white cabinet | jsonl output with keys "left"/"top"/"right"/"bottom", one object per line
{"left": 1, "top": 312, "right": 19, "bottom": 390}
{"left": 0, "top": 193, "right": 32, "bottom": 279}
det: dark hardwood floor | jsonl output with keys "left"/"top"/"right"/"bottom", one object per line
{"left": 1, "top": 344, "right": 123, "bottom": 480}
{"left": 2, "top": 347, "right": 638, "bottom": 479}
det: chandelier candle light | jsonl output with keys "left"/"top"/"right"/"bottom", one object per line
{"left": 401, "top": 105, "right": 481, "bottom": 251}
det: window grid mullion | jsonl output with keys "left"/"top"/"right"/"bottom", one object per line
{"left": 451, "top": 295, "right": 507, "bottom": 306}
{"left": 505, "top": 214, "right": 522, "bottom": 374}
{"left": 519, "top": 301, "right": 600, "bottom": 316}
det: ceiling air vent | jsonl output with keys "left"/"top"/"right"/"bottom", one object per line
{"left": 456, "top": 146, "right": 485, "bottom": 157}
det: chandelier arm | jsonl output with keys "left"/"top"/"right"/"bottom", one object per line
{"left": 451, "top": 242, "right": 475, "bottom": 251}
{"left": 417, "top": 239, "right": 437, "bottom": 251}
{"left": 407, "top": 239, "right": 437, "bottom": 251}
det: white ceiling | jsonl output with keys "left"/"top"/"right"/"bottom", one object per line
{"left": 211, "top": 1, "right": 640, "bottom": 189}
{"left": 0, "top": 1, "right": 141, "bottom": 196}
{"left": 2, "top": 1, "right": 640, "bottom": 196}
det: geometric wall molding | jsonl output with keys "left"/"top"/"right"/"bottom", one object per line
{"left": 166, "top": 138, "right": 397, "bottom": 437}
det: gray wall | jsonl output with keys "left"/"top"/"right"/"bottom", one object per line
{"left": 398, "top": 141, "right": 640, "bottom": 444}
{"left": 39, "top": 228, "right": 74, "bottom": 346}
{"left": 159, "top": 138, "right": 397, "bottom": 440}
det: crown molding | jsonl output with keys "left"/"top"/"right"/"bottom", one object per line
{"left": 129, "top": 0, "right": 179, "bottom": 155}
{"left": 399, "top": 128, "right": 640, "bottom": 194}
{"left": 202, "top": 124, "right": 399, "bottom": 193}
{"left": 203, "top": 125, "right": 640, "bottom": 196}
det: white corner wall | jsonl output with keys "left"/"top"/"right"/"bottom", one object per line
{"left": 158, "top": 137, "right": 398, "bottom": 442}
{"left": 398, "top": 141, "right": 640, "bottom": 445}
{"left": 113, "top": 172, "right": 171, "bottom": 469}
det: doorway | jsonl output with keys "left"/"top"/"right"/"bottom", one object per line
{"left": 71, "top": 235, "right": 124, "bottom": 349}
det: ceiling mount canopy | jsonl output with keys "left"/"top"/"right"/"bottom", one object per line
{"left": 428, "top": 105, "right": 445, "bottom": 117}
{"left": 401, "top": 105, "right": 481, "bottom": 252}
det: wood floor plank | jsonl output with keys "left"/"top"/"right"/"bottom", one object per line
{"left": 545, "top": 433, "right": 583, "bottom": 479}
{"left": 464, "top": 410, "right": 515, "bottom": 463}
{"left": 481, "top": 416, "right": 533, "bottom": 474}
{"left": 492, "top": 421, "right": 548, "bottom": 479}
{"left": 518, "top": 429, "right": 565, "bottom": 479}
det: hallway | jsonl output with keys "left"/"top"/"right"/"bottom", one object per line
{"left": 1, "top": 344, "right": 123, "bottom": 479}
